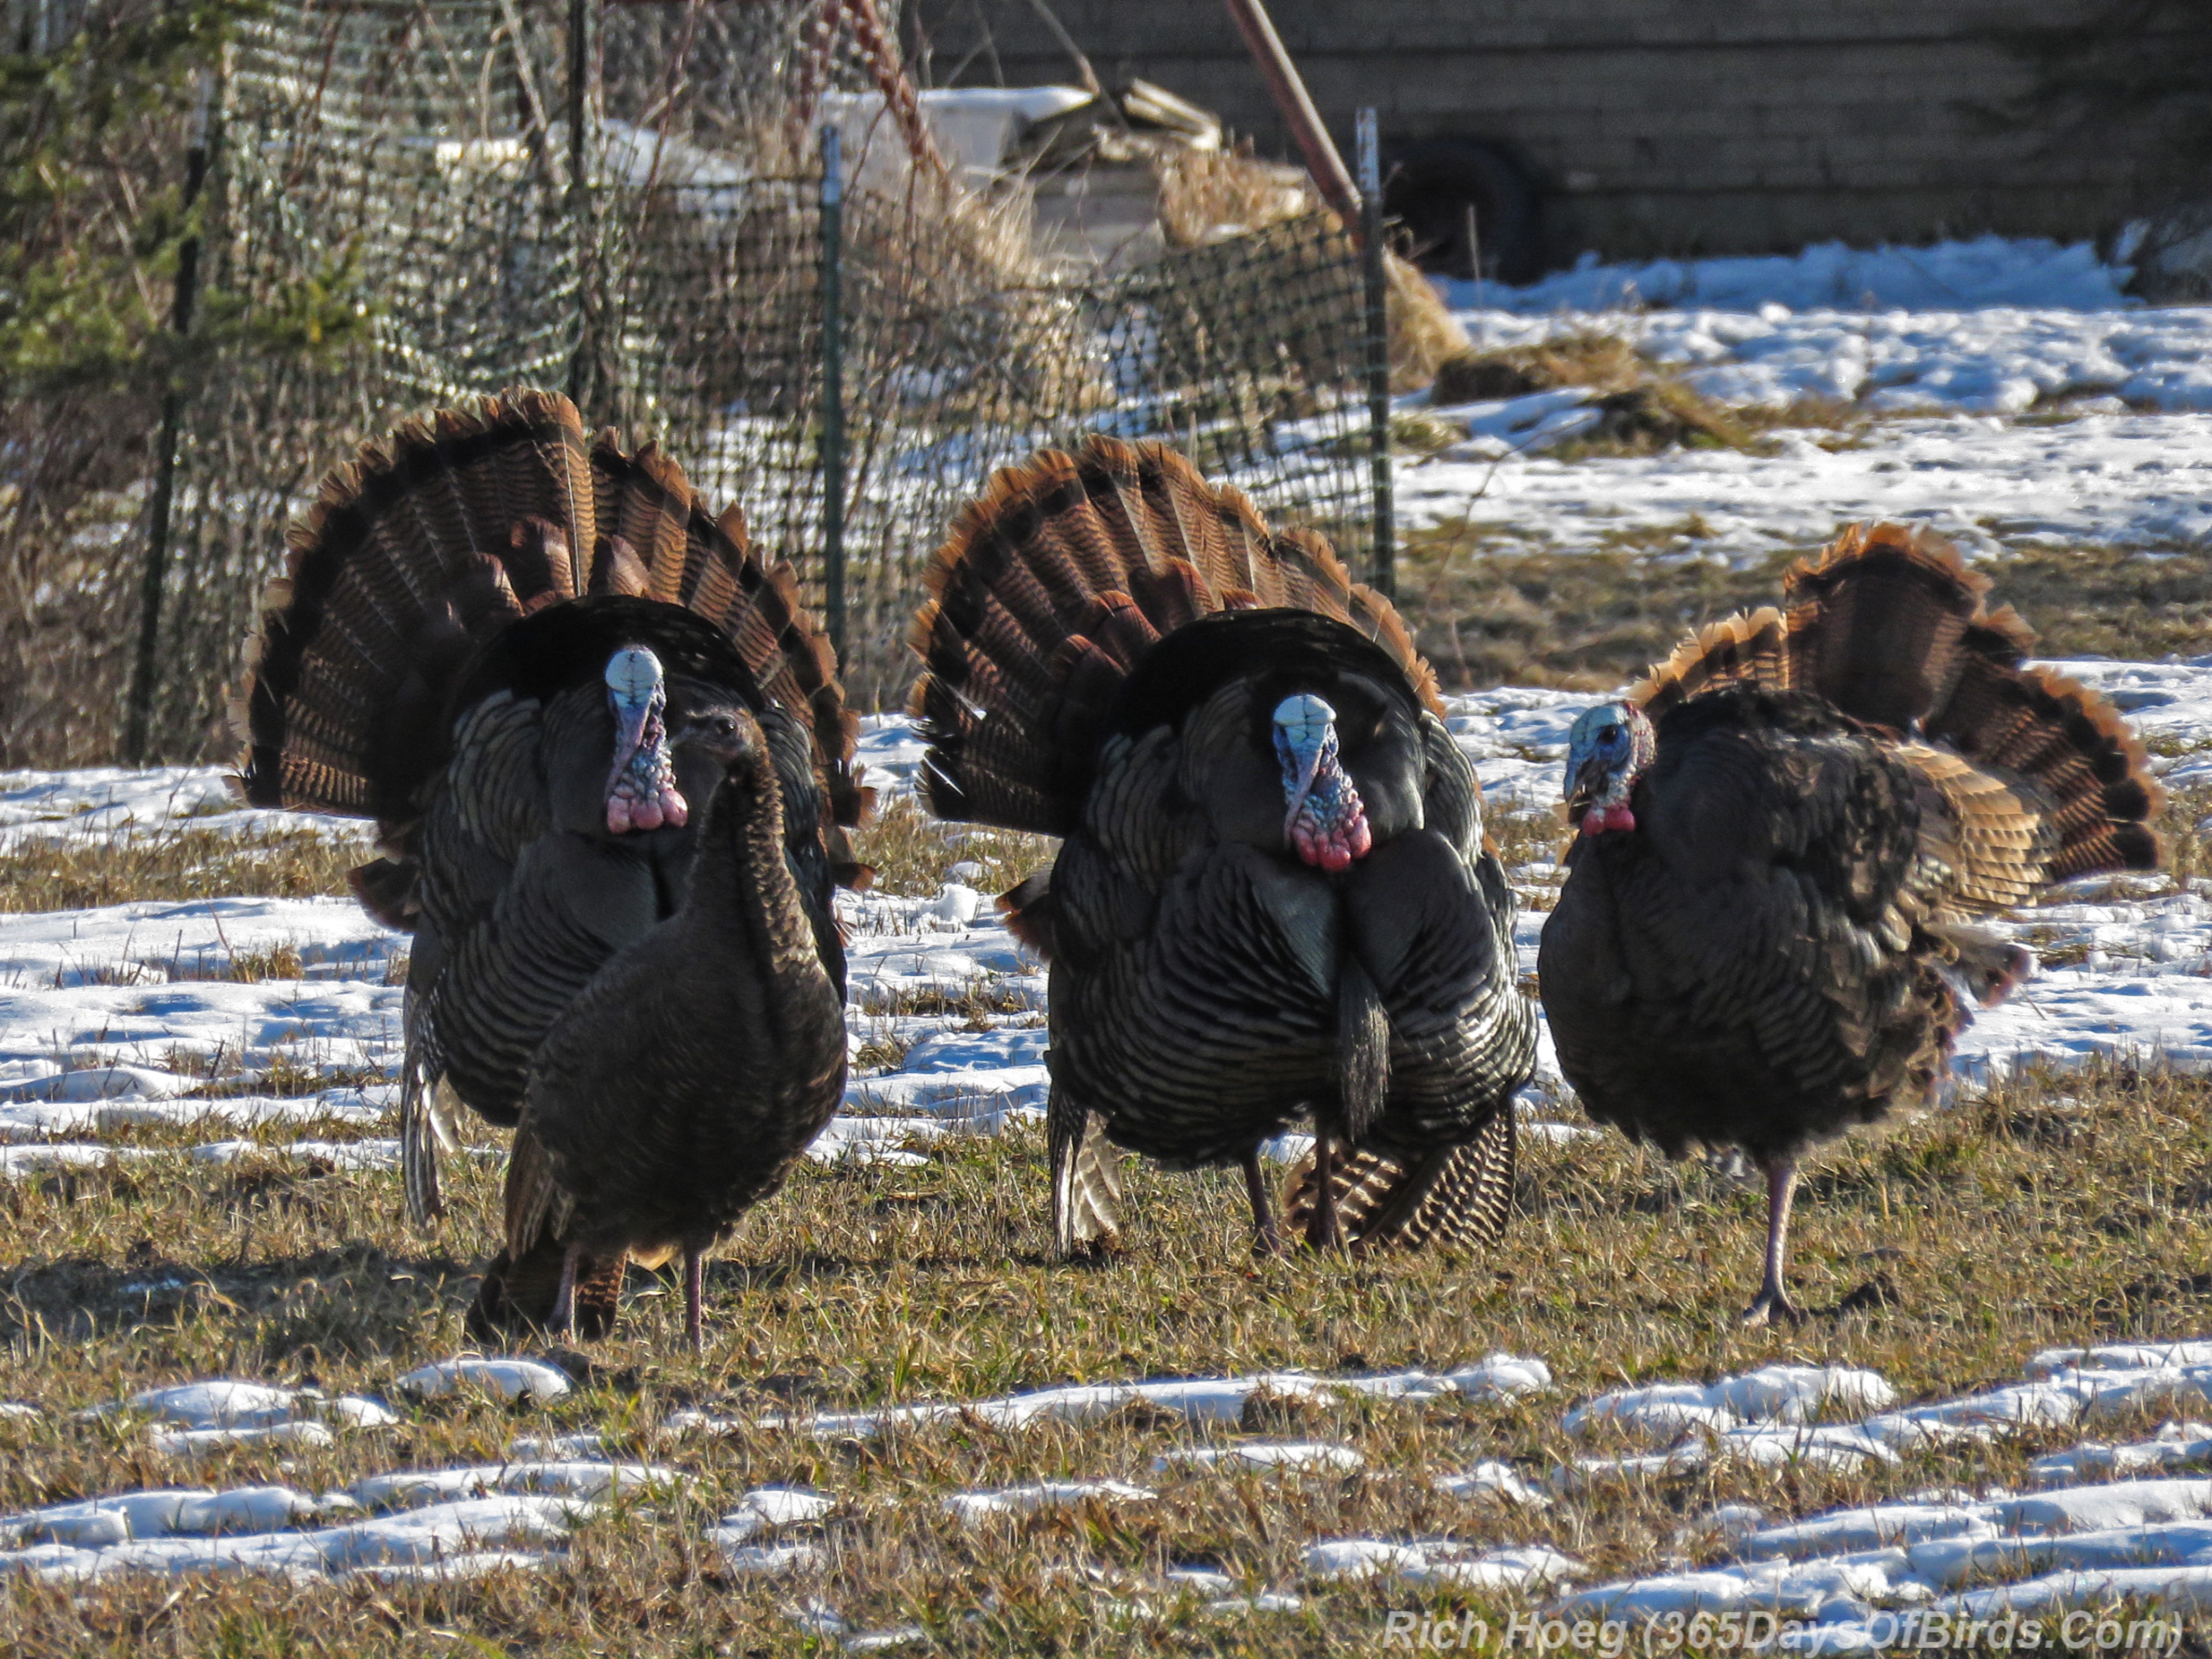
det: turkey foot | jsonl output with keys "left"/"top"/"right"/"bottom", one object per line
{"left": 1739, "top": 1155, "right": 1803, "bottom": 1326}
{"left": 1740, "top": 1286, "right": 1806, "bottom": 1327}
{"left": 550, "top": 1242, "right": 583, "bottom": 1339}
{"left": 1243, "top": 1149, "right": 1284, "bottom": 1257}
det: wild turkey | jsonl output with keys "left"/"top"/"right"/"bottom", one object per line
{"left": 505, "top": 700, "right": 848, "bottom": 1351}
{"left": 234, "top": 389, "right": 865, "bottom": 1341}
{"left": 910, "top": 437, "right": 1535, "bottom": 1256}
{"left": 1538, "top": 523, "right": 2161, "bottom": 1323}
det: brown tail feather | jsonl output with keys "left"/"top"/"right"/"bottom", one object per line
{"left": 1632, "top": 521, "right": 2161, "bottom": 889}
{"left": 236, "top": 391, "right": 867, "bottom": 851}
{"left": 910, "top": 437, "right": 1438, "bottom": 835}
{"left": 1779, "top": 522, "right": 2015, "bottom": 732}
{"left": 237, "top": 389, "right": 591, "bottom": 825}
{"left": 585, "top": 434, "right": 868, "bottom": 830}
{"left": 1281, "top": 1108, "right": 1516, "bottom": 1252}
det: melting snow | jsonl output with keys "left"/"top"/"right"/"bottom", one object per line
{"left": 941, "top": 1479, "right": 1154, "bottom": 1522}
{"left": 1305, "top": 1539, "right": 1583, "bottom": 1592}
{"left": 393, "top": 1357, "right": 572, "bottom": 1405}
{"left": 1154, "top": 1441, "right": 1365, "bottom": 1475}
{"left": 0, "top": 1493, "right": 588, "bottom": 1582}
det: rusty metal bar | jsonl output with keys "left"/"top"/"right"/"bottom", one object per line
{"left": 1220, "top": 0, "right": 1359, "bottom": 232}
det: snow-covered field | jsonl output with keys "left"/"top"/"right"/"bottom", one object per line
{"left": 1410, "top": 238, "right": 2212, "bottom": 565}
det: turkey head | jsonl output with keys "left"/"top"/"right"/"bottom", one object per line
{"left": 1562, "top": 700, "right": 1655, "bottom": 837}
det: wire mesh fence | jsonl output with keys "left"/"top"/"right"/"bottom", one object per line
{"left": 625, "top": 179, "right": 1376, "bottom": 701}
{"left": 4, "top": 0, "right": 1381, "bottom": 761}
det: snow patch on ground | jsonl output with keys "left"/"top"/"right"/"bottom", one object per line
{"left": 1440, "top": 237, "right": 2137, "bottom": 317}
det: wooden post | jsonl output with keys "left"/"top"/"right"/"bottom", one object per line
{"left": 125, "top": 70, "right": 216, "bottom": 766}
{"left": 1220, "top": 0, "right": 1359, "bottom": 233}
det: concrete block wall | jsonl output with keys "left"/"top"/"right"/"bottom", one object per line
{"left": 908, "top": 0, "right": 2185, "bottom": 264}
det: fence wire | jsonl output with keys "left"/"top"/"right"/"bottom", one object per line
{"left": 19, "top": 0, "right": 1377, "bottom": 758}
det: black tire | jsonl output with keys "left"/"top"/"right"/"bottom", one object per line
{"left": 1382, "top": 136, "right": 1544, "bottom": 284}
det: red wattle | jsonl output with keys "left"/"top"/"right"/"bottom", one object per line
{"left": 1604, "top": 805, "right": 1636, "bottom": 833}
{"left": 1581, "top": 810, "right": 1607, "bottom": 837}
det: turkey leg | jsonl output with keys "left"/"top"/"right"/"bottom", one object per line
{"left": 1305, "top": 1130, "right": 1342, "bottom": 1250}
{"left": 1242, "top": 1149, "right": 1284, "bottom": 1256}
{"left": 550, "top": 1242, "right": 583, "bottom": 1337}
{"left": 1742, "top": 1155, "right": 1804, "bottom": 1326}
{"left": 683, "top": 1247, "right": 705, "bottom": 1356}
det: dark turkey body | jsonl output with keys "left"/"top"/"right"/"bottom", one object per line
{"left": 1539, "top": 687, "right": 1959, "bottom": 1163}
{"left": 1049, "top": 684, "right": 1533, "bottom": 1170}
{"left": 407, "top": 663, "right": 841, "bottom": 1131}
{"left": 522, "top": 703, "right": 848, "bottom": 1261}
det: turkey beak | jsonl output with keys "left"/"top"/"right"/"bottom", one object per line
{"left": 609, "top": 698, "right": 653, "bottom": 781}
{"left": 1565, "top": 753, "right": 1608, "bottom": 817}
{"left": 1281, "top": 740, "right": 1326, "bottom": 839}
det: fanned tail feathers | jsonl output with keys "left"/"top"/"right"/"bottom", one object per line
{"left": 1630, "top": 521, "right": 2161, "bottom": 891}
{"left": 910, "top": 436, "right": 1438, "bottom": 834}
{"left": 235, "top": 389, "right": 867, "bottom": 856}
{"left": 1282, "top": 1108, "right": 1516, "bottom": 1252}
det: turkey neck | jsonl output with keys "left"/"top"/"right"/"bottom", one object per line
{"left": 680, "top": 744, "right": 821, "bottom": 1016}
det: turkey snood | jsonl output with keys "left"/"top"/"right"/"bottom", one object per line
{"left": 1272, "top": 693, "right": 1372, "bottom": 871}
{"left": 602, "top": 645, "right": 689, "bottom": 834}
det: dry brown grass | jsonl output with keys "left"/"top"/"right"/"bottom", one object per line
{"left": 850, "top": 794, "right": 1058, "bottom": 902}
{"left": 1152, "top": 145, "right": 1469, "bottom": 392}
{"left": 1397, "top": 529, "right": 2212, "bottom": 693}
{"left": 1428, "top": 334, "right": 1766, "bottom": 459}
{"left": 0, "top": 827, "right": 361, "bottom": 913}
{"left": 2, "top": 1053, "right": 2211, "bottom": 1653}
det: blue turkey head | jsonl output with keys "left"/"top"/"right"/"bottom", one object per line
{"left": 1272, "top": 692, "right": 1372, "bottom": 871}
{"left": 1563, "top": 701, "right": 1655, "bottom": 837}
{"left": 603, "top": 645, "right": 689, "bottom": 834}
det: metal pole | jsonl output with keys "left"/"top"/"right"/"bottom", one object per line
{"left": 1221, "top": 0, "right": 1360, "bottom": 232}
{"left": 565, "top": 0, "right": 596, "bottom": 410}
{"left": 126, "top": 70, "right": 216, "bottom": 766}
{"left": 1356, "top": 108, "right": 1393, "bottom": 601}
{"left": 819, "top": 123, "right": 847, "bottom": 665}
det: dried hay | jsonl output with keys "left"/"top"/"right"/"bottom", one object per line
{"left": 1156, "top": 145, "right": 1469, "bottom": 391}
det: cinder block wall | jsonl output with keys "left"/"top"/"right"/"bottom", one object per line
{"left": 909, "top": 0, "right": 2182, "bottom": 265}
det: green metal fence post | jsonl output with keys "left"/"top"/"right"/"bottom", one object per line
{"left": 1355, "top": 107, "right": 1394, "bottom": 601}
{"left": 819, "top": 121, "right": 847, "bottom": 665}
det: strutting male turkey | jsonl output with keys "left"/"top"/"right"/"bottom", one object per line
{"left": 235, "top": 390, "right": 865, "bottom": 1346}
{"left": 910, "top": 437, "right": 1535, "bottom": 1256}
{"left": 1538, "top": 523, "right": 2161, "bottom": 1323}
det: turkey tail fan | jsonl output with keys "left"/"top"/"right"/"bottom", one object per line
{"left": 1282, "top": 1109, "right": 1516, "bottom": 1252}
{"left": 911, "top": 436, "right": 1439, "bottom": 835}
{"left": 585, "top": 433, "right": 868, "bottom": 830}
{"left": 1631, "top": 521, "right": 2161, "bottom": 885}
{"left": 1791, "top": 522, "right": 2160, "bottom": 881}
{"left": 237, "top": 390, "right": 868, "bottom": 850}
{"left": 1923, "top": 658, "right": 2161, "bottom": 880}
{"left": 1631, "top": 608, "right": 1791, "bottom": 721}
{"left": 1779, "top": 522, "right": 2011, "bottom": 733}
{"left": 236, "top": 388, "right": 593, "bottom": 827}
